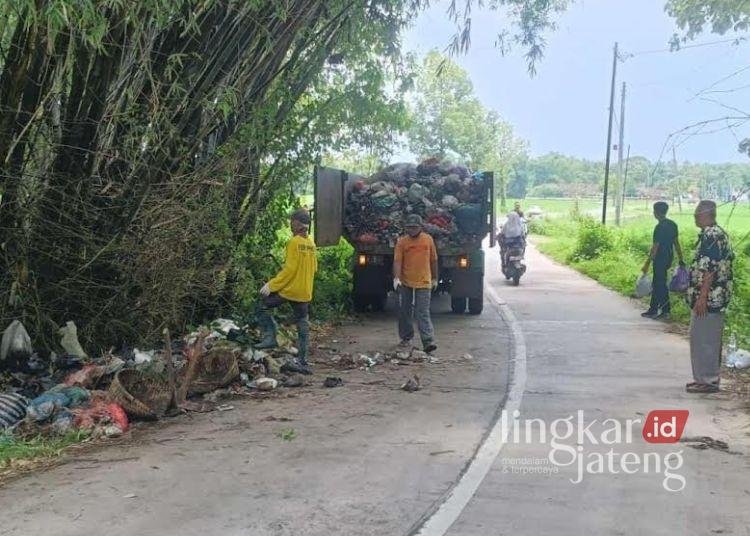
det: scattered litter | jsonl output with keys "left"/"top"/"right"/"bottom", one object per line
{"left": 409, "top": 350, "right": 428, "bottom": 362}
{"left": 726, "top": 349, "right": 750, "bottom": 370}
{"left": 462, "top": 353, "right": 473, "bottom": 360}
{"left": 280, "top": 358, "right": 311, "bottom": 375}
{"left": 212, "top": 319, "right": 240, "bottom": 335}
{"left": 73, "top": 398, "right": 129, "bottom": 434}
{"left": 203, "top": 388, "right": 231, "bottom": 403}
{"left": 323, "top": 377, "right": 343, "bottom": 388}
{"left": 216, "top": 404, "right": 235, "bottom": 412}
{"left": 26, "top": 386, "right": 90, "bottom": 422}
{"left": 282, "top": 375, "right": 304, "bottom": 388}
{"left": 254, "top": 377, "right": 278, "bottom": 391}
{"left": 357, "top": 354, "right": 376, "bottom": 369}
{"left": 679, "top": 436, "right": 732, "bottom": 453}
{"left": 401, "top": 375, "right": 421, "bottom": 392}
{"left": 123, "top": 494, "right": 137, "bottom": 499}
{"left": 103, "top": 425, "right": 124, "bottom": 438}
{"left": 0, "top": 393, "right": 28, "bottom": 429}
{"left": 133, "top": 349, "right": 154, "bottom": 365}
{"left": 429, "top": 450, "right": 455, "bottom": 456}
{"left": 1, "top": 320, "right": 33, "bottom": 369}
{"left": 263, "top": 416, "right": 293, "bottom": 422}
{"left": 58, "top": 321, "right": 88, "bottom": 359}
{"left": 64, "top": 364, "right": 106, "bottom": 388}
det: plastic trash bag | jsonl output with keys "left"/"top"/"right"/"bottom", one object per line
{"left": 635, "top": 274, "right": 652, "bottom": 298}
{"left": 726, "top": 349, "right": 750, "bottom": 370}
{"left": 669, "top": 266, "right": 689, "bottom": 292}
{"left": 58, "top": 321, "right": 88, "bottom": 359}
{"left": 0, "top": 393, "right": 29, "bottom": 429}
{"left": 1, "top": 320, "right": 32, "bottom": 367}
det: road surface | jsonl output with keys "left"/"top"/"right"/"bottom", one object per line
{"left": 1, "top": 244, "right": 748, "bottom": 535}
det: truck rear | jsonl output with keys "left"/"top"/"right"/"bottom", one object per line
{"left": 313, "top": 162, "right": 496, "bottom": 314}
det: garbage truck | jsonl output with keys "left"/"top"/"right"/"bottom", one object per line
{"left": 313, "top": 160, "right": 495, "bottom": 315}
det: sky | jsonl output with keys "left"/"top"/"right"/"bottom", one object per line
{"left": 402, "top": 0, "right": 750, "bottom": 164}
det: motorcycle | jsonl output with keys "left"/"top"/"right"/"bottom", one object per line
{"left": 500, "top": 235, "right": 527, "bottom": 286}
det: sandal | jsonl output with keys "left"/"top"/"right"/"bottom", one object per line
{"left": 686, "top": 383, "right": 719, "bottom": 394}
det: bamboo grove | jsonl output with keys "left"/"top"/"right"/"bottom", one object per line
{"left": 0, "top": 0, "right": 419, "bottom": 350}
{"left": 0, "top": 0, "right": 568, "bottom": 351}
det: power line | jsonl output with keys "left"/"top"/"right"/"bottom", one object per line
{"left": 621, "top": 37, "right": 747, "bottom": 59}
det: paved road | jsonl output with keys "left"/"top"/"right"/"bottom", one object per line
{"left": 438, "top": 244, "right": 750, "bottom": 536}
{"left": 1, "top": 244, "right": 749, "bottom": 535}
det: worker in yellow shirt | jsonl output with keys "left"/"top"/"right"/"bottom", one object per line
{"left": 393, "top": 214, "right": 438, "bottom": 353}
{"left": 255, "top": 209, "right": 317, "bottom": 374}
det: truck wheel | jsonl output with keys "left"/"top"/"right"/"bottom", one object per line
{"left": 512, "top": 274, "right": 521, "bottom": 286}
{"left": 353, "top": 293, "right": 369, "bottom": 312}
{"left": 451, "top": 297, "right": 467, "bottom": 314}
{"left": 468, "top": 296, "right": 483, "bottom": 315}
{"left": 371, "top": 293, "right": 386, "bottom": 312}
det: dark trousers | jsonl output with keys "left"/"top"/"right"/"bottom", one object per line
{"left": 256, "top": 293, "right": 310, "bottom": 360}
{"left": 649, "top": 258, "right": 671, "bottom": 313}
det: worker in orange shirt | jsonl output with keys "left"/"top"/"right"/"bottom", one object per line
{"left": 255, "top": 209, "right": 317, "bottom": 374}
{"left": 393, "top": 214, "right": 438, "bottom": 353}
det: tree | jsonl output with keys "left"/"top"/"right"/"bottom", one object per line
{"left": 408, "top": 50, "right": 527, "bottom": 206}
{"left": 666, "top": 0, "right": 750, "bottom": 40}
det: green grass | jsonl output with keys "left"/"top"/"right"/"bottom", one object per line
{"left": 530, "top": 200, "right": 750, "bottom": 348}
{"left": 0, "top": 430, "right": 90, "bottom": 470}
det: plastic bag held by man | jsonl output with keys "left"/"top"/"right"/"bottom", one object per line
{"left": 669, "top": 265, "right": 689, "bottom": 293}
{"left": 635, "top": 274, "right": 652, "bottom": 298}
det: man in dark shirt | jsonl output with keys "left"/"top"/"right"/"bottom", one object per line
{"left": 641, "top": 201, "right": 684, "bottom": 319}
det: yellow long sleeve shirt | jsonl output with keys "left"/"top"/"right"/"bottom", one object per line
{"left": 268, "top": 234, "right": 318, "bottom": 303}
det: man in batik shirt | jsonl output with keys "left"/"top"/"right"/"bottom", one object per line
{"left": 685, "top": 200, "right": 734, "bottom": 393}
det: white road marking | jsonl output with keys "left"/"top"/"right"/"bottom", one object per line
{"left": 411, "top": 283, "right": 527, "bottom": 536}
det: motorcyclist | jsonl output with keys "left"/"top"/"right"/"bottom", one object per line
{"left": 498, "top": 211, "right": 527, "bottom": 271}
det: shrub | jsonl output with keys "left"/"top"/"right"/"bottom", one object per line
{"left": 529, "top": 183, "right": 565, "bottom": 198}
{"left": 312, "top": 240, "right": 354, "bottom": 320}
{"left": 571, "top": 217, "right": 615, "bottom": 261}
{"left": 527, "top": 218, "right": 549, "bottom": 236}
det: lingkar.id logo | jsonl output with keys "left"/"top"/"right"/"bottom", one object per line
{"left": 501, "top": 409, "right": 689, "bottom": 492}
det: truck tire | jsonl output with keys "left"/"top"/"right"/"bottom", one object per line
{"left": 353, "top": 293, "right": 370, "bottom": 312}
{"left": 371, "top": 293, "right": 386, "bottom": 312}
{"left": 468, "top": 296, "right": 483, "bottom": 315}
{"left": 512, "top": 274, "right": 521, "bottom": 286}
{"left": 451, "top": 297, "right": 467, "bottom": 314}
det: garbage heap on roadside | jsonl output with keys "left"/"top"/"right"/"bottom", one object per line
{"left": 344, "top": 158, "right": 488, "bottom": 249}
{"left": 0, "top": 318, "right": 310, "bottom": 438}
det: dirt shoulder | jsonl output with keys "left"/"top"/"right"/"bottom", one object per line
{"left": 0, "top": 295, "right": 511, "bottom": 536}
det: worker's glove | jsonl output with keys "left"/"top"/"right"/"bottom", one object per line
{"left": 393, "top": 278, "right": 401, "bottom": 291}
{"left": 260, "top": 282, "right": 271, "bottom": 297}
{"left": 431, "top": 279, "right": 438, "bottom": 291}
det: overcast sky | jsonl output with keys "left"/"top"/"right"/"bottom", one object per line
{"left": 403, "top": 0, "right": 750, "bottom": 164}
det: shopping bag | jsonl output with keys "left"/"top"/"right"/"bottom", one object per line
{"left": 669, "top": 265, "right": 689, "bottom": 292}
{"left": 635, "top": 274, "right": 652, "bottom": 298}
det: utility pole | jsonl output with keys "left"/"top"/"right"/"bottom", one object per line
{"left": 602, "top": 42, "right": 618, "bottom": 225}
{"left": 672, "top": 146, "right": 683, "bottom": 213}
{"left": 615, "top": 82, "right": 626, "bottom": 226}
{"left": 621, "top": 144, "right": 630, "bottom": 210}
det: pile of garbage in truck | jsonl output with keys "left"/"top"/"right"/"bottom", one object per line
{"left": 344, "top": 158, "right": 489, "bottom": 249}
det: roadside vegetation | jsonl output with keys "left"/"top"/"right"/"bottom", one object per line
{"left": 521, "top": 198, "right": 750, "bottom": 346}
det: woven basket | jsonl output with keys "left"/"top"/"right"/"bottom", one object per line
{"left": 108, "top": 369, "right": 173, "bottom": 420}
{"left": 184, "top": 347, "right": 240, "bottom": 395}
